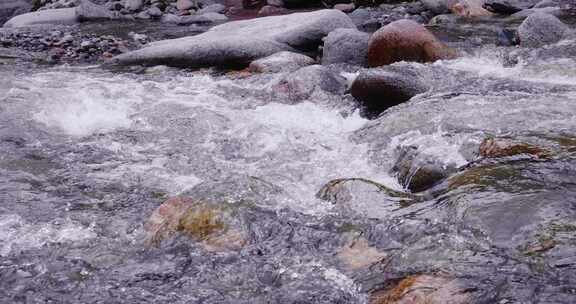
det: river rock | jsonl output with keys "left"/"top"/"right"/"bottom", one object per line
{"left": 350, "top": 67, "right": 429, "bottom": 119}
{"left": 273, "top": 65, "right": 347, "bottom": 102}
{"left": 420, "top": 0, "right": 457, "bottom": 14}
{"left": 369, "top": 275, "right": 471, "bottom": 304}
{"left": 367, "top": 19, "right": 456, "bottom": 67}
{"left": 3, "top": 7, "right": 77, "bottom": 27}
{"left": 517, "top": 13, "right": 568, "bottom": 47}
{"left": 249, "top": 51, "right": 314, "bottom": 73}
{"left": 124, "top": 0, "right": 144, "bottom": 11}
{"left": 451, "top": 0, "right": 492, "bottom": 17}
{"left": 197, "top": 3, "right": 226, "bottom": 14}
{"left": 111, "top": 9, "right": 355, "bottom": 68}
{"left": 177, "top": 0, "right": 197, "bottom": 10}
{"left": 257, "top": 5, "right": 288, "bottom": 16}
{"left": 479, "top": 137, "right": 549, "bottom": 159}
{"left": 483, "top": 0, "right": 524, "bottom": 14}
{"left": 322, "top": 28, "right": 369, "bottom": 66}
{"left": 178, "top": 12, "right": 228, "bottom": 25}
{"left": 334, "top": 3, "right": 355, "bottom": 13}
{"left": 76, "top": 0, "right": 119, "bottom": 21}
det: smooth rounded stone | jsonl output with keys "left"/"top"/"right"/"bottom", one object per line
{"left": 479, "top": 137, "right": 549, "bottom": 159}
{"left": 197, "top": 3, "right": 226, "bottom": 14}
{"left": 508, "top": 6, "right": 562, "bottom": 19}
{"left": 267, "top": 0, "right": 284, "bottom": 6}
{"left": 517, "top": 13, "right": 568, "bottom": 48}
{"left": 273, "top": 65, "right": 347, "bottom": 102}
{"left": 248, "top": 51, "right": 314, "bottom": 73}
{"left": 421, "top": 0, "right": 457, "bottom": 14}
{"left": 391, "top": 145, "right": 458, "bottom": 193}
{"left": 451, "top": 0, "right": 492, "bottom": 17}
{"left": 124, "top": 0, "right": 143, "bottom": 11}
{"left": 0, "top": 0, "right": 31, "bottom": 25}
{"left": 406, "top": 1, "right": 426, "bottom": 14}
{"left": 111, "top": 9, "right": 356, "bottom": 69}
{"left": 369, "top": 275, "right": 471, "bottom": 304}
{"left": 3, "top": 7, "right": 77, "bottom": 27}
{"left": 483, "top": 0, "right": 524, "bottom": 14}
{"left": 76, "top": 0, "right": 120, "bottom": 21}
{"left": 533, "top": 0, "right": 557, "bottom": 8}
{"left": 322, "top": 28, "right": 369, "bottom": 66}
{"left": 177, "top": 0, "right": 196, "bottom": 10}
{"left": 145, "top": 196, "right": 247, "bottom": 251}
{"left": 147, "top": 6, "right": 163, "bottom": 17}
{"left": 178, "top": 12, "right": 228, "bottom": 25}
{"left": 350, "top": 66, "right": 429, "bottom": 119}
{"left": 333, "top": 3, "right": 355, "bottom": 13}
{"left": 316, "top": 178, "right": 414, "bottom": 218}
{"left": 161, "top": 13, "right": 181, "bottom": 23}
{"left": 367, "top": 19, "right": 456, "bottom": 67}
{"left": 257, "top": 5, "right": 288, "bottom": 16}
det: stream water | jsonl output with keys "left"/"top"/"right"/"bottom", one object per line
{"left": 1, "top": 31, "right": 576, "bottom": 303}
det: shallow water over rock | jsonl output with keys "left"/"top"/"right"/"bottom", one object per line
{"left": 2, "top": 36, "right": 576, "bottom": 303}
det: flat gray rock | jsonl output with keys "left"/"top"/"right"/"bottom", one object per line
{"left": 322, "top": 28, "right": 369, "bottom": 66}
{"left": 110, "top": 9, "right": 356, "bottom": 68}
{"left": 3, "top": 7, "right": 77, "bottom": 28}
{"left": 249, "top": 51, "right": 315, "bottom": 73}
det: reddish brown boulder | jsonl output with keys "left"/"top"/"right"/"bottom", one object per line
{"left": 367, "top": 19, "right": 457, "bottom": 67}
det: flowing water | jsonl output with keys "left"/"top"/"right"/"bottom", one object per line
{"left": 2, "top": 35, "right": 576, "bottom": 303}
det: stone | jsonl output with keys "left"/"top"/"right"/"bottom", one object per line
{"left": 369, "top": 275, "right": 470, "bottom": 304}
{"left": 267, "top": 0, "right": 284, "bottom": 6}
{"left": 257, "top": 5, "right": 288, "bottom": 16}
{"left": 197, "top": 3, "right": 226, "bottom": 14}
{"left": 3, "top": 8, "right": 77, "bottom": 28}
{"left": 178, "top": 12, "right": 228, "bottom": 25}
{"left": 161, "top": 13, "right": 181, "bottom": 23}
{"left": 517, "top": 13, "right": 568, "bottom": 47}
{"left": 533, "top": 0, "right": 557, "bottom": 8}
{"left": 334, "top": 3, "right": 355, "bottom": 13}
{"left": 337, "top": 237, "right": 386, "bottom": 270}
{"left": 479, "top": 137, "right": 549, "bottom": 159}
{"left": 111, "top": 10, "right": 356, "bottom": 69}
{"left": 273, "top": 65, "right": 347, "bottom": 102}
{"left": 420, "top": 0, "right": 457, "bottom": 14}
{"left": 350, "top": 66, "right": 429, "bottom": 119}
{"left": 76, "top": 0, "right": 120, "bottom": 21}
{"left": 177, "top": 0, "right": 196, "bottom": 10}
{"left": 147, "top": 6, "right": 163, "bottom": 17}
{"left": 483, "top": 0, "right": 524, "bottom": 14}
{"left": 322, "top": 28, "right": 369, "bottom": 66}
{"left": 249, "top": 51, "right": 314, "bottom": 73}
{"left": 450, "top": 0, "right": 492, "bottom": 17}
{"left": 367, "top": 19, "right": 456, "bottom": 67}
{"left": 124, "top": 0, "right": 144, "bottom": 11}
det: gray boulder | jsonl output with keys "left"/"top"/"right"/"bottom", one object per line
{"left": 322, "top": 28, "right": 369, "bottom": 66}
{"left": 124, "top": 0, "right": 144, "bottom": 11}
{"left": 274, "top": 65, "right": 347, "bottom": 103}
{"left": 249, "top": 51, "right": 315, "bottom": 73}
{"left": 111, "top": 9, "right": 356, "bottom": 68}
{"left": 421, "top": 0, "right": 456, "bottom": 14}
{"left": 517, "top": 13, "right": 568, "bottom": 47}
{"left": 197, "top": 3, "right": 226, "bottom": 14}
{"left": 350, "top": 66, "right": 429, "bottom": 119}
{"left": 76, "top": 0, "right": 120, "bottom": 21}
{"left": 3, "top": 7, "right": 77, "bottom": 27}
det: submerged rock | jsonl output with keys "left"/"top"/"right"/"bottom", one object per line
{"left": 517, "top": 13, "right": 568, "bottom": 48}
{"left": 3, "top": 7, "right": 77, "bottom": 27}
{"left": 350, "top": 66, "right": 429, "bottom": 119}
{"left": 367, "top": 19, "right": 456, "bottom": 67}
{"left": 421, "top": 0, "right": 457, "bottom": 14}
{"left": 249, "top": 51, "right": 315, "bottom": 73}
{"left": 322, "top": 28, "right": 369, "bottom": 66}
{"left": 110, "top": 9, "right": 355, "bottom": 68}
{"left": 273, "top": 65, "right": 347, "bottom": 102}
{"left": 337, "top": 237, "right": 386, "bottom": 270}
{"left": 479, "top": 137, "right": 549, "bottom": 159}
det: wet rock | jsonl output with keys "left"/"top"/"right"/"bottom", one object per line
{"left": 517, "top": 13, "right": 568, "bottom": 48}
{"left": 197, "top": 3, "right": 226, "bottom": 14}
{"left": 450, "top": 0, "right": 492, "bottom": 17}
{"left": 257, "top": 5, "right": 288, "bottom": 16}
{"left": 337, "top": 237, "right": 386, "bottom": 270}
{"left": 367, "top": 19, "right": 456, "bottom": 67}
{"left": 147, "top": 6, "right": 163, "bottom": 17}
{"left": 249, "top": 51, "right": 314, "bottom": 73}
{"left": 483, "top": 0, "right": 524, "bottom": 14}
{"left": 177, "top": 0, "right": 196, "bottom": 10}
{"left": 76, "top": 0, "right": 119, "bottom": 21}
{"left": 392, "top": 145, "right": 457, "bottom": 193}
{"left": 322, "top": 28, "right": 369, "bottom": 66}
{"left": 145, "top": 196, "right": 247, "bottom": 251}
{"left": 274, "top": 65, "right": 347, "bottom": 102}
{"left": 161, "top": 13, "right": 181, "bottom": 23}
{"left": 267, "top": 0, "right": 284, "bottom": 6}
{"left": 478, "top": 137, "right": 549, "bottom": 159}
{"left": 421, "top": 0, "right": 457, "bottom": 14}
{"left": 509, "top": 6, "right": 562, "bottom": 19}
{"left": 533, "top": 0, "right": 557, "bottom": 8}
{"left": 334, "top": 3, "right": 355, "bottom": 13}
{"left": 178, "top": 12, "right": 228, "bottom": 25}
{"left": 111, "top": 9, "right": 355, "bottom": 69}
{"left": 317, "top": 178, "right": 414, "bottom": 218}
{"left": 124, "top": 0, "right": 144, "bottom": 11}
{"left": 369, "top": 274, "right": 471, "bottom": 304}
{"left": 3, "top": 8, "right": 77, "bottom": 27}
{"left": 350, "top": 67, "right": 429, "bottom": 119}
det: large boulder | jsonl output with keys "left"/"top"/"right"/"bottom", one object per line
{"left": 350, "top": 66, "right": 429, "bottom": 119}
{"left": 517, "top": 13, "right": 568, "bottom": 47}
{"left": 110, "top": 9, "right": 356, "bottom": 68}
{"left": 366, "top": 19, "right": 456, "bottom": 67}
{"left": 322, "top": 28, "right": 369, "bottom": 66}
{"left": 0, "top": 0, "right": 31, "bottom": 25}
{"left": 249, "top": 51, "right": 315, "bottom": 73}
{"left": 3, "top": 7, "right": 77, "bottom": 27}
